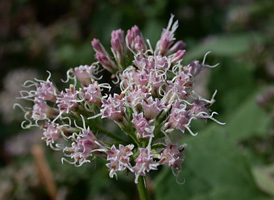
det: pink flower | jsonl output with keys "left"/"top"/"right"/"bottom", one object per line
{"left": 142, "top": 97, "right": 165, "bottom": 120}
{"left": 135, "top": 70, "right": 150, "bottom": 85}
{"left": 16, "top": 14, "right": 223, "bottom": 184}
{"left": 56, "top": 85, "right": 79, "bottom": 113}
{"left": 101, "top": 94, "right": 125, "bottom": 122}
{"left": 81, "top": 82, "right": 102, "bottom": 106}
{"left": 32, "top": 100, "right": 58, "bottom": 120}
{"left": 133, "top": 148, "right": 158, "bottom": 178}
{"left": 149, "top": 71, "right": 163, "bottom": 94}
{"left": 66, "top": 128, "right": 104, "bottom": 166}
{"left": 126, "top": 85, "right": 149, "bottom": 108}
{"left": 36, "top": 81, "right": 58, "bottom": 102}
{"left": 154, "top": 55, "right": 169, "bottom": 70}
{"left": 42, "top": 122, "right": 62, "bottom": 145}
{"left": 190, "top": 99, "right": 210, "bottom": 118}
{"left": 132, "top": 113, "right": 154, "bottom": 139}
{"left": 160, "top": 144, "right": 185, "bottom": 170}
{"left": 172, "top": 71, "right": 193, "bottom": 100}
{"left": 106, "top": 144, "right": 134, "bottom": 178}
{"left": 167, "top": 101, "right": 191, "bottom": 131}
{"left": 133, "top": 56, "right": 147, "bottom": 70}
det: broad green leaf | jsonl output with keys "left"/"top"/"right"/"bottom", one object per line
{"left": 184, "top": 33, "right": 265, "bottom": 62}
{"left": 208, "top": 58, "right": 255, "bottom": 117}
{"left": 189, "top": 186, "right": 274, "bottom": 200}
{"left": 253, "top": 164, "right": 274, "bottom": 197}
{"left": 225, "top": 91, "right": 271, "bottom": 142}
{"left": 154, "top": 124, "right": 270, "bottom": 200}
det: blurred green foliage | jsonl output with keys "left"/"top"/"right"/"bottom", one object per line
{"left": 0, "top": 0, "right": 273, "bottom": 199}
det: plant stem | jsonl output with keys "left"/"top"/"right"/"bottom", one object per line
{"left": 137, "top": 176, "right": 150, "bottom": 200}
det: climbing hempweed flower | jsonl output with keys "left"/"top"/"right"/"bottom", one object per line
{"left": 15, "top": 14, "right": 224, "bottom": 186}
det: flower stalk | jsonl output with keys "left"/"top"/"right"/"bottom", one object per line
{"left": 137, "top": 176, "right": 150, "bottom": 200}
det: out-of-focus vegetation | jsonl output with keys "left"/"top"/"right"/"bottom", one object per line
{"left": 0, "top": 0, "right": 273, "bottom": 199}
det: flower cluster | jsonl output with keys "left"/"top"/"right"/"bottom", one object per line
{"left": 15, "top": 15, "right": 224, "bottom": 183}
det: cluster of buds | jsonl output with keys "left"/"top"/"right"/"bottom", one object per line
{"left": 15, "top": 15, "right": 224, "bottom": 184}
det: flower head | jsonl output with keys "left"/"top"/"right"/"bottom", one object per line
{"left": 16, "top": 15, "right": 224, "bottom": 184}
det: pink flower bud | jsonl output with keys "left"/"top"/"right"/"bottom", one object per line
{"left": 73, "top": 65, "right": 94, "bottom": 87}
{"left": 171, "top": 50, "right": 186, "bottom": 63}
{"left": 95, "top": 52, "right": 118, "bottom": 73}
{"left": 186, "top": 60, "right": 202, "bottom": 76}
{"left": 158, "top": 30, "right": 173, "bottom": 55}
{"left": 91, "top": 38, "right": 108, "bottom": 55}
{"left": 156, "top": 15, "right": 178, "bottom": 55}
{"left": 167, "top": 40, "right": 186, "bottom": 55}
{"left": 126, "top": 86, "right": 149, "bottom": 108}
{"left": 111, "top": 29, "right": 126, "bottom": 62}
{"left": 126, "top": 25, "right": 147, "bottom": 53}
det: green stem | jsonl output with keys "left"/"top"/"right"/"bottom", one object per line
{"left": 137, "top": 176, "right": 150, "bottom": 200}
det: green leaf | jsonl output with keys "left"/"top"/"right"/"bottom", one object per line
{"left": 154, "top": 124, "right": 270, "bottom": 200}
{"left": 208, "top": 58, "right": 255, "bottom": 117}
{"left": 253, "top": 164, "right": 274, "bottom": 197}
{"left": 189, "top": 186, "right": 274, "bottom": 200}
{"left": 184, "top": 33, "right": 265, "bottom": 62}
{"left": 225, "top": 91, "right": 271, "bottom": 142}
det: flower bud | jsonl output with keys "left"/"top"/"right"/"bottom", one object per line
{"left": 171, "top": 50, "right": 186, "bottom": 63}
{"left": 91, "top": 38, "right": 108, "bottom": 55}
{"left": 111, "top": 29, "right": 126, "bottom": 63}
{"left": 73, "top": 65, "right": 93, "bottom": 87}
{"left": 126, "top": 25, "right": 147, "bottom": 53}
{"left": 186, "top": 60, "right": 202, "bottom": 76}
{"left": 167, "top": 40, "right": 186, "bottom": 55}
{"left": 95, "top": 52, "right": 118, "bottom": 73}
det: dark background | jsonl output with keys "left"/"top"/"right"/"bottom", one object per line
{"left": 0, "top": 0, "right": 273, "bottom": 199}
